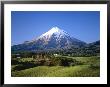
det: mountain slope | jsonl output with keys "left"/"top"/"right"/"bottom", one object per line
{"left": 58, "top": 40, "right": 100, "bottom": 56}
{"left": 12, "top": 27, "right": 86, "bottom": 52}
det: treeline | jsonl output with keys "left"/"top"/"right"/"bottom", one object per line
{"left": 12, "top": 46, "right": 99, "bottom": 58}
{"left": 12, "top": 53, "right": 83, "bottom": 67}
{"left": 60, "top": 45, "right": 100, "bottom": 57}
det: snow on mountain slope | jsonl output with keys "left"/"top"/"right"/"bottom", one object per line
{"left": 40, "top": 27, "right": 69, "bottom": 37}
{"left": 36, "top": 27, "right": 70, "bottom": 42}
{"left": 12, "top": 27, "right": 86, "bottom": 52}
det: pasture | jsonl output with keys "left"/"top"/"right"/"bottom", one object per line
{"left": 11, "top": 56, "right": 100, "bottom": 77}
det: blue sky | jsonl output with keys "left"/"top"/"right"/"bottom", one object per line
{"left": 11, "top": 11, "right": 100, "bottom": 45}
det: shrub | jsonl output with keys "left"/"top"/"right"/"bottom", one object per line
{"left": 89, "top": 64, "right": 99, "bottom": 69}
{"left": 11, "top": 58, "right": 19, "bottom": 65}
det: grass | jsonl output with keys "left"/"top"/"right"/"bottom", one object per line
{"left": 11, "top": 56, "right": 100, "bottom": 77}
{"left": 12, "top": 65, "right": 99, "bottom": 77}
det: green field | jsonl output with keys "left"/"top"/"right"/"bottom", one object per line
{"left": 11, "top": 56, "right": 100, "bottom": 77}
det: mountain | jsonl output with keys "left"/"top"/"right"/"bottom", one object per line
{"left": 88, "top": 40, "right": 100, "bottom": 46}
{"left": 61, "top": 40, "right": 100, "bottom": 56}
{"left": 12, "top": 27, "right": 86, "bottom": 52}
{"left": 85, "top": 40, "right": 100, "bottom": 55}
{"left": 82, "top": 40, "right": 100, "bottom": 56}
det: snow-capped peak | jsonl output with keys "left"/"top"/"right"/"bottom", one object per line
{"left": 34, "top": 26, "right": 71, "bottom": 43}
{"left": 48, "top": 27, "right": 61, "bottom": 33}
{"left": 39, "top": 27, "right": 69, "bottom": 38}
